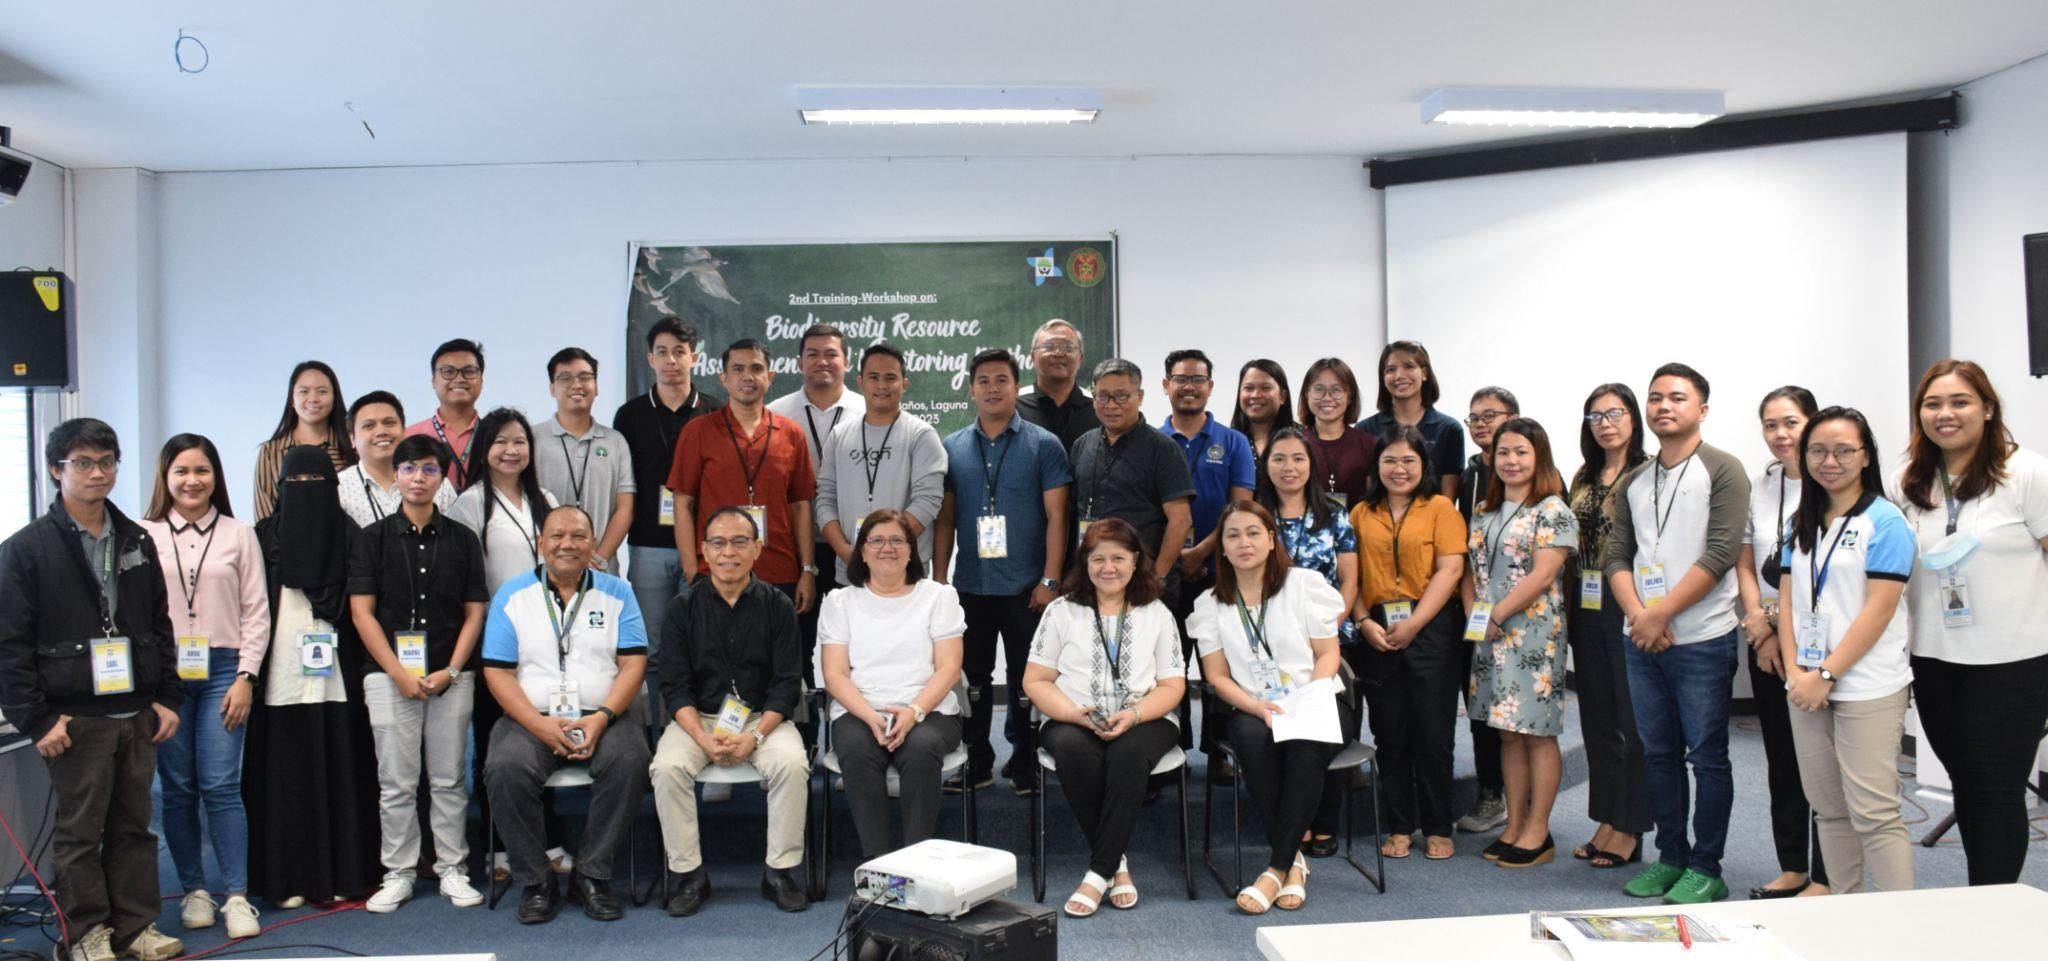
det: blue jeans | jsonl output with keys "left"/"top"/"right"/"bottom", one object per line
{"left": 156, "top": 648, "right": 249, "bottom": 894}
{"left": 1625, "top": 629, "right": 1738, "bottom": 877}
{"left": 628, "top": 544, "right": 683, "bottom": 723}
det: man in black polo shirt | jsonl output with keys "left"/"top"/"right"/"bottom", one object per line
{"left": 612, "top": 316, "right": 723, "bottom": 724}
{"left": 0, "top": 418, "right": 184, "bottom": 961}
{"left": 348, "top": 435, "right": 489, "bottom": 914}
{"left": 1067, "top": 358, "right": 1194, "bottom": 595}
{"left": 649, "top": 507, "right": 809, "bottom": 916}
{"left": 1018, "top": 319, "right": 1100, "bottom": 451}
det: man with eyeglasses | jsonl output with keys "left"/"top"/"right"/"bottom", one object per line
{"left": 1453, "top": 386, "right": 1517, "bottom": 833}
{"left": 1069, "top": 358, "right": 1195, "bottom": 595}
{"left": 407, "top": 338, "right": 488, "bottom": 490}
{"left": 816, "top": 343, "right": 946, "bottom": 586}
{"left": 0, "top": 419, "right": 186, "bottom": 961}
{"left": 649, "top": 507, "right": 810, "bottom": 915}
{"left": 534, "top": 348, "right": 635, "bottom": 574}
{"left": 347, "top": 434, "right": 490, "bottom": 914}
{"left": 1019, "top": 319, "right": 1100, "bottom": 451}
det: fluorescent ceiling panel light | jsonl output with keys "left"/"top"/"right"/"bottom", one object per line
{"left": 1421, "top": 88, "right": 1725, "bottom": 129}
{"left": 796, "top": 85, "right": 1100, "bottom": 125}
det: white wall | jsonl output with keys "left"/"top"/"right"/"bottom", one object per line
{"left": 1385, "top": 134, "right": 1910, "bottom": 482}
{"left": 145, "top": 156, "right": 1382, "bottom": 500}
{"left": 1929, "top": 53, "right": 2048, "bottom": 453}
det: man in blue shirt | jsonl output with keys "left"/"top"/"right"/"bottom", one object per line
{"left": 1157, "top": 350, "right": 1256, "bottom": 770}
{"left": 932, "top": 349, "right": 1072, "bottom": 794}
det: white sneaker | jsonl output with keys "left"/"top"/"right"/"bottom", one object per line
{"left": 547, "top": 847, "right": 575, "bottom": 874}
{"left": 703, "top": 781, "right": 733, "bottom": 803}
{"left": 115, "top": 924, "right": 183, "bottom": 961}
{"left": 364, "top": 877, "right": 414, "bottom": 914}
{"left": 439, "top": 874, "right": 484, "bottom": 908}
{"left": 179, "top": 890, "right": 216, "bottom": 930}
{"left": 68, "top": 925, "right": 115, "bottom": 961}
{"left": 277, "top": 896, "right": 306, "bottom": 909}
{"left": 221, "top": 897, "right": 261, "bottom": 939}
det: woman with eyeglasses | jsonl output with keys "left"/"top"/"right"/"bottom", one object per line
{"left": 1230, "top": 360, "right": 1297, "bottom": 461}
{"left": 1357, "top": 341, "right": 1462, "bottom": 500}
{"left": 1897, "top": 359, "right": 2048, "bottom": 886}
{"left": 1775, "top": 406, "right": 1914, "bottom": 893}
{"left": 1298, "top": 359, "right": 1380, "bottom": 510}
{"left": 1734, "top": 386, "right": 1829, "bottom": 899}
{"left": 1566, "top": 386, "right": 1651, "bottom": 870}
{"left": 251, "top": 361, "right": 357, "bottom": 521}
{"left": 818, "top": 510, "right": 966, "bottom": 859}
{"left": 1464, "top": 418, "right": 1577, "bottom": 868}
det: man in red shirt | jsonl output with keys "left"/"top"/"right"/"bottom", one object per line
{"left": 405, "top": 338, "right": 486, "bottom": 490}
{"left": 668, "top": 339, "right": 819, "bottom": 614}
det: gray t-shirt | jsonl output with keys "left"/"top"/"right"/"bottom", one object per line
{"left": 533, "top": 416, "right": 636, "bottom": 551}
{"left": 816, "top": 412, "right": 948, "bottom": 585}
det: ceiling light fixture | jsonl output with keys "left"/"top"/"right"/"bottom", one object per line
{"left": 795, "top": 85, "right": 1100, "bottom": 126}
{"left": 1421, "top": 87, "right": 1724, "bottom": 129}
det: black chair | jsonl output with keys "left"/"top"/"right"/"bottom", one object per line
{"left": 1022, "top": 694, "right": 1197, "bottom": 903}
{"left": 811, "top": 681, "right": 978, "bottom": 895}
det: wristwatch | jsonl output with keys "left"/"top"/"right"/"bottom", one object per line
{"left": 751, "top": 729, "right": 767, "bottom": 748}
{"left": 801, "top": 563, "right": 820, "bottom": 576}
{"left": 1039, "top": 577, "right": 1059, "bottom": 591}
{"left": 234, "top": 671, "right": 257, "bottom": 684}
{"left": 595, "top": 705, "right": 618, "bottom": 722}
{"left": 1817, "top": 667, "right": 1837, "bottom": 683}
{"left": 911, "top": 705, "right": 928, "bottom": 724}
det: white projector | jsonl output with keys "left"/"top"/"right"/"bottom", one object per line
{"left": 853, "top": 839, "right": 1017, "bottom": 918}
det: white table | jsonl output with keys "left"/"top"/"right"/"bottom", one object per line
{"left": 1257, "top": 884, "right": 2048, "bottom": 961}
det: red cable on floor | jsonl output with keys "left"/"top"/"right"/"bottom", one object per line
{"left": 0, "top": 799, "right": 67, "bottom": 948}
{"left": 167, "top": 900, "right": 366, "bottom": 961}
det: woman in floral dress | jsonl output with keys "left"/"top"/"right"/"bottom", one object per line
{"left": 1464, "top": 417, "right": 1578, "bottom": 868}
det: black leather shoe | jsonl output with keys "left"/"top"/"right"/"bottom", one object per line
{"left": 1207, "top": 756, "right": 1236, "bottom": 786}
{"left": 664, "top": 873, "right": 711, "bottom": 917}
{"left": 762, "top": 870, "right": 809, "bottom": 913}
{"left": 516, "top": 879, "right": 559, "bottom": 924}
{"left": 567, "top": 873, "right": 624, "bottom": 921}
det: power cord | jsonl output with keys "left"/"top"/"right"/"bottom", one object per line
{"left": 166, "top": 900, "right": 366, "bottom": 961}
{"left": 0, "top": 793, "right": 66, "bottom": 948}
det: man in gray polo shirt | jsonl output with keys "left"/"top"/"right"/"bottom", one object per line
{"left": 534, "top": 347, "right": 636, "bottom": 574}
{"left": 817, "top": 343, "right": 947, "bottom": 583}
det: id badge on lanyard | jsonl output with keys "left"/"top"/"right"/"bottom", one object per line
{"left": 1381, "top": 600, "right": 1413, "bottom": 625}
{"left": 1464, "top": 601, "right": 1494, "bottom": 642}
{"left": 395, "top": 631, "right": 429, "bottom": 677}
{"left": 1076, "top": 517, "right": 1092, "bottom": 543}
{"left": 176, "top": 635, "right": 211, "bottom": 681}
{"left": 92, "top": 636, "right": 135, "bottom": 695}
{"left": 977, "top": 514, "right": 1009, "bottom": 559}
{"left": 743, "top": 505, "right": 768, "bottom": 540}
{"left": 659, "top": 488, "right": 676, "bottom": 527}
{"left": 548, "top": 681, "right": 582, "bottom": 720}
{"left": 299, "top": 632, "right": 336, "bottom": 676}
{"left": 1939, "top": 568, "right": 1974, "bottom": 628}
{"left": 1795, "top": 613, "right": 1830, "bottom": 669}
{"left": 715, "top": 691, "right": 753, "bottom": 735}
{"left": 1250, "top": 653, "right": 1291, "bottom": 702}
{"left": 1637, "top": 563, "right": 1670, "bottom": 606}
{"left": 1579, "top": 571, "right": 1604, "bottom": 610}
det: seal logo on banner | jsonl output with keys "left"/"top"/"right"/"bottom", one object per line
{"left": 1066, "top": 248, "right": 1106, "bottom": 288}
{"left": 1027, "top": 247, "right": 1063, "bottom": 286}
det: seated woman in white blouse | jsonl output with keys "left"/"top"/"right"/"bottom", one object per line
{"left": 1190, "top": 501, "right": 1347, "bottom": 914}
{"left": 1022, "top": 518, "right": 1187, "bottom": 919}
{"left": 818, "top": 510, "right": 967, "bottom": 860}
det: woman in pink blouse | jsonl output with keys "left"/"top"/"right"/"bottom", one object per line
{"left": 141, "top": 434, "right": 272, "bottom": 940}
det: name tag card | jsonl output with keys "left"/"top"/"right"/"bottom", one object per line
{"left": 659, "top": 489, "right": 676, "bottom": 527}
{"left": 176, "top": 635, "right": 211, "bottom": 681}
{"left": 299, "top": 632, "right": 336, "bottom": 676}
{"left": 1795, "top": 613, "right": 1830, "bottom": 669}
{"left": 976, "top": 515, "right": 1009, "bottom": 559}
{"left": 1579, "top": 571, "right": 1604, "bottom": 610}
{"left": 1249, "top": 656, "right": 1292, "bottom": 702}
{"left": 1381, "top": 600, "right": 1413, "bottom": 625}
{"left": 548, "top": 682, "right": 581, "bottom": 719}
{"left": 1464, "top": 601, "right": 1494, "bottom": 642}
{"left": 1076, "top": 518, "right": 1093, "bottom": 543}
{"left": 742, "top": 505, "right": 767, "bottom": 540}
{"left": 1637, "top": 563, "right": 1670, "bottom": 606}
{"left": 1939, "top": 569, "right": 1974, "bottom": 629}
{"left": 92, "top": 636, "right": 134, "bottom": 695}
{"left": 714, "top": 693, "right": 753, "bottom": 735}
{"left": 395, "top": 631, "right": 429, "bottom": 678}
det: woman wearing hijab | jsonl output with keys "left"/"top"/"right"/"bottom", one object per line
{"left": 244, "top": 446, "right": 383, "bottom": 906}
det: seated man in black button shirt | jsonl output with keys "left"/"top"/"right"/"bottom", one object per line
{"left": 650, "top": 506, "right": 809, "bottom": 915}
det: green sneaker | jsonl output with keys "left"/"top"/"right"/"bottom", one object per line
{"left": 1623, "top": 862, "right": 1685, "bottom": 898}
{"left": 1662, "top": 869, "right": 1730, "bottom": 905}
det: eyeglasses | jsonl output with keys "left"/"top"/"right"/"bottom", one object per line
{"left": 1584, "top": 410, "right": 1630, "bottom": 426}
{"left": 552, "top": 372, "right": 597, "bottom": 387}
{"left": 436, "top": 365, "right": 483, "bottom": 382}
{"left": 1167, "top": 375, "right": 1211, "bottom": 388}
{"left": 1034, "top": 339, "right": 1079, "bottom": 355}
{"left": 864, "top": 536, "right": 910, "bottom": 550}
{"left": 705, "top": 535, "right": 755, "bottom": 551}
{"left": 1804, "top": 445, "right": 1865, "bottom": 464}
{"left": 1096, "top": 391, "right": 1139, "bottom": 407}
{"left": 1306, "top": 385, "right": 1347, "bottom": 399}
{"left": 1465, "top": 410, "right": 1508, "bottom": 428}
{"left": 396, "top": 463, "right": 444, "bottom": 478}
{"left": 57, "top": 456, "right": 119, "bottom": 475}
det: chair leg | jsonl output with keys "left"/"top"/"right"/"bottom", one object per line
{"left": 1030, "top": 762, "right": 1046, "bottom": 903}
{"left": 485, "top": 810, "right": 503, "bottom": 910}
{"left": 963, "top": 771, "right": 978, "bottom": 845}
{"left": 1231, "top": 770, "right": 1244, "bottom": 895}
{"left": 1202, "top": 751, "right": 1229, "bottom": 896}
{"left": 1342, "top": 756, "right": 1387, "bottom": 893}
{"left": 627, "top": 814, "right": 646, "bottom": 908}
{"left": 808, "top": 775, "right": 826, "bottom": 903}
{"left": 1179, "top": 763, "right": 1195, "bottom": 900}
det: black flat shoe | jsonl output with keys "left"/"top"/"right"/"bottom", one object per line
{"left": 1749, "top": 880, "right": 1810, "bottom": 900}
{"left": 1305, "top": 835, "right": 1339, "bottom": 859}
{"left": 516, "top": 879, "right": 559, "bottom": 925}
{"left": 1481, "top": 838, "right": 1513, "bottom": 861}
{"left": 568, "top": 873, "right": 623, "bottom": 921}
{"left": 664, "top": 873, "right": 711, "bottom": 916}
{"left": 1495, "top": 835, "right": 1556, "bottom": 868}
{"left": 762, "top": 871, "right": 809, "bottom": 913}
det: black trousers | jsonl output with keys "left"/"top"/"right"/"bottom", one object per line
{"left": 45, "top": 713, "right": 159, "bottom": 947}
{"left": 960, "top": 588, "right": 1043, "bottom": 778}
{"left": 1569, "top": 598, "right": 1653, "bottom": 834}
{"left": 1166, "top": 572, "right": 1222, "bottom": 753}
{"left": 1040, "top": 718, "right": 1179, "bottom": 878}
{"left": 1911, "top": 651, "right": 2048, "bottom": 885}
{"left": 832, "top": 713, "right": 963, "bottom": 859}
{"left": 1229, "top": 707, "right": 1346, "bottom": 872}
{"left": 484, "top": 716, "right": 651, "bottom": 887}
{"left": 1341, "top": 605, "right": 1464, "bottom": 837}
{"left": 1748, "top": 639, "right": 1825, "bottom": 882}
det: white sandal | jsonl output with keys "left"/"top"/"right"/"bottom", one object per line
{"left": 1064, "top": 871, "right": 1110, "bottom": 918}
{"left": 1107, "top": 857, "right": 1138, "bottom": 909}
{"left": 1236, "top": 868, "right": 1284, "bottom": 915}
{"left": 1276, "top": 853, "right": 1310, "bottom": 910}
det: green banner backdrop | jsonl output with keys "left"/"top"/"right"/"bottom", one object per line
{"left": 625, "top": 239, "right": 1118, "bottom": 436}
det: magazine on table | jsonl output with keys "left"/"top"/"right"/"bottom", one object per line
{"left": 1527, "top": 911, "right": 1805, "bottom": 960}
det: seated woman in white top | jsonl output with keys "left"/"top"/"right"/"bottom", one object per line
{"left": 1188, "top": 501, "right": 1347, "bottom": 915}
{"left": 818, "top": 509, "right": 966, "bottom": 860}
{"left": 1022, "top": 517, "right": 1186, "bottom": 919}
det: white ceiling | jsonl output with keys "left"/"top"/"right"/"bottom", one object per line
{"left": 2, "top": 1, "right": 2045, "bottom": 172}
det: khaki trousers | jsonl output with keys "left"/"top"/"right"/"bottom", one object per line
{"left": 1788, "top": 686, "right": 1914, "bottom": 893}
{"left": 650, "top": 715, "right": 808, "bottom": 873}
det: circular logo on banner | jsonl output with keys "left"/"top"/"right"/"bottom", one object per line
{"left": 1066, "top": 248, "right": 1106, "bottom": 288}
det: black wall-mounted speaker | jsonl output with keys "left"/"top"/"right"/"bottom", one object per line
{"left": 0, "top": 271, "right": 75, "bottom": 389}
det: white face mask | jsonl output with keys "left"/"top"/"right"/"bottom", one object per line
{"left": 1921, "top": 531, "right": 1981, "bottom": 570}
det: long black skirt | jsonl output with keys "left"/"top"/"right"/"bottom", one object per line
{"left": 242, "top": 696, "right": 383, "bottom": 904}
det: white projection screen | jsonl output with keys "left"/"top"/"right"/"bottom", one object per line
{"left": 1384, "top": 133, "right": 1909, "bottom": 484}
